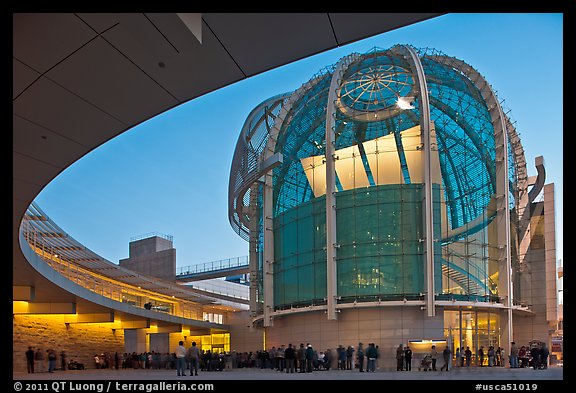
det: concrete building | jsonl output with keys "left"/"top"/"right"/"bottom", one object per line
{"left": 119, "top": 233, "right": 177, "bottom": 282}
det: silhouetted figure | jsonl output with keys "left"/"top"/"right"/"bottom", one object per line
{"left": 26, "top": 347, "right": 35, "bottom": 373}
{"left": 440, "top": 346, "right": 451, "bottom": 371}
{"left": 530, "top": 345, "right": 541, "bottom": 370}
{"left": 187, "top": 341, "right": 200, "bottom": 376}
{"left": 396, "top": 344, "right": 404, "bottom": 371}
{"left": 540, "top": 343, "right": 549, "bottom": 369}
{"left": 464, "top": 347, "right": 472, "bottom": 367}
{"left": 404, "top": 346, "right": 413, "bottom": 371}
{"left": 357, "top": 343, "right": 364, "bottom": 372}
{"left": 284, "top": 344, "right": 295, "bottom": 373}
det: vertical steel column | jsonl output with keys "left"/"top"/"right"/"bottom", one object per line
{"left": 257, "top": 80, "right": 317, "bottom": 327}
{"left": 484, "top": 76, "right": 513, "bottom": 358}
{"left": 325, "top": 56, "right": 356, "bottom": 320}
{"left": 262, "top": 170, "right": 274, "bottom": 327}
{"left": 248, "top": 183, "right": 260, "bottom": 318}
{"left": 401, "top": 45, "right": 435, "bottom": 317}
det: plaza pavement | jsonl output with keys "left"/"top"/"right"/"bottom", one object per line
{"left": 14, "top": 365, "right": 563, "bottom": 381}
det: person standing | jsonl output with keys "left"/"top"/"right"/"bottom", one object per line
{"left": 187, "top": 341, "right": 200, "bottom": 376}
{"left": 455, "top": 348, "right": 461, "bottom": 367}
{"left": 440, "top": 346, "right": 451, "bottom": 371}
{"left": 478, "top": 346, "right": 485, "bottom": 367}
{"left": 337, "top": 345, "right": 346, "bottom": 370}
{"left": 47, "top": 349, "right": 57, "bottom": 373}
{"left": 324, "top": 348, "right": 333, "bottom": 370}
{"left": 464, "top": 347, "right": 472, "bottom": 367}
{"left": 26, "top": 347, "right": 35, "bottom": 374}
{"left": 277, "top": 344, "right": 285, "bottom": 371}
{"left": 346, "top": 346, "right": 355, "bottom": 370}
{"left": 298, "top": 343, "right": 306, "bottom": 373}
{"left": 269, "top": 346, "right": 277, "bottom": 370}
{"left": 404, "top": 345, "right": 412, "bottom": 371}
{"left": 35, "top": 348, "right": 45, "bottom": 373}
{"left": 540, "top": 343, "right": 549, "bottom": 369}
{"left": 60, "top": 351, "right": 67, "bottom": 371}
{"left": 357, "top": 343, "right": 365, "bottom": 372}
{"left": 396, "top": 344, "right": 404, "bottom": 371}
{"left": 430, "top": 345, "right": 438, "bottom": 371}
{"left": 488, "top": 346, "right": 495, "bottom": 367}
{"left": 530, "top": 344, "right": 541, "bottom": 370}
{"left": 305, "top": 343, "right": 314, "bottom": 372}
{"left": 284, "top": 343, "right": 295, "bottom": 373}
{"left": 366, "top": 343, "right": 377, "bottom": 372}
{"left": 510, "top": 342, "right": 519, "bottom": 368}
{"left": 175, "top": 341, "right": 187, "bottom": 376}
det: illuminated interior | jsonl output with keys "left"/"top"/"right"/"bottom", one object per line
{"left": 444, "top": 309, "right": 501, "bottom": 365}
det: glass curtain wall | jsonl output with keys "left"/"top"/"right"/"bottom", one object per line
{"left": 444, "top": 309, "right": 501, "bottom": 365}
{"left": 419, "top": 48, "right": 500, "bottom": 302}
{"left": 256, "top": 47, "right": 517, "bottom": 310}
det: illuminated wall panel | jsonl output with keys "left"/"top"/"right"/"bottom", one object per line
{"left": 364, "top": 133, "right": 404, "bottom": 185}
{"left": 334, "top": 144, "right": 370, "bottom": 190}
{"left": 301, "top": 155, "right": 326, "bottom": 197}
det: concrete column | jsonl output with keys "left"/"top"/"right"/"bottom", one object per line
{"left": 544, "top": 184, "right": 558, "bottom": 326}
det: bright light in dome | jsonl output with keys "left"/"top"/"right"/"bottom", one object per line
{"left": 397, "top": 96, "right": 415, "bottom": 110}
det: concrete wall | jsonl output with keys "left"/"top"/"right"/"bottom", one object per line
{"left": 124, "top": 329, "right": 147, "bottom": 354}
{"left": 514, "top": 185, "right": 558, "bottom": 349}
{"left": 228, "top": 310, "right": 264, "bottom": 352}
{"left": 544, "top": 184, "right": 558, "bottom": 325}
{"left": 129, "top": 237, "right": 173, "bottom": 258}
{"left": 149, "top": 333, "right": 169, "bottom": 354}
{"left": 13, "top": 314, "right": 124, "bottom": 373}
{"left": 262, "top": 306, "right": 444, "bottom": 371}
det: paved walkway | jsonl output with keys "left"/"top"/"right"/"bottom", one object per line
{"left": 14, "top": 366, "right": 563, "bottom": 380}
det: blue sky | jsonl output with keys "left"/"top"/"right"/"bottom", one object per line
{"left": 34, "top": 13, "right": 563, "bottom": 270}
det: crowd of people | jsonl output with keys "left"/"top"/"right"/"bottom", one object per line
{"left": 24, "top": 340, "right": 552, "bottom": 375}
{"left": 25, "top": 347, "right": 72, "bottom": 374}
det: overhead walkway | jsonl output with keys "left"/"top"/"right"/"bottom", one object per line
{"left": 176, "top": 256, "right": 249, "bottom": 282}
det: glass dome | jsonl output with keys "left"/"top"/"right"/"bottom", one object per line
{"left": 229, "top": 46, "right": 520, "bottom": 311}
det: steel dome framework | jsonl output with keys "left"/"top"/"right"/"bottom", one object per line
{"left": 229, "top": 45, "right": 527, "bottom": 331}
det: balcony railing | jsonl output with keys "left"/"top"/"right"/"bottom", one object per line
{"left": 19, "top": 203, "right": 234, "bottom": 323}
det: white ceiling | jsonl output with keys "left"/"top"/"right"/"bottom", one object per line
{"left": 12, "top": 12, "right": 442, "bottom": 302}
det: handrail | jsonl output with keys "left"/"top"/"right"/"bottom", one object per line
{"left": 19, "top": 203, "right": 249, "bottom": 322}
{"left": 177, "top": 256, "right": 249, "bottom": 276}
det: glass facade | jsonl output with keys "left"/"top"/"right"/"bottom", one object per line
{"left": 444, "top": 309, "right": 501, "bottom": 365}
{"left": 273, "top": 184, "right": 446, "bottom": 307}
{"left": 231, "top": 46, "right": 518, "bottom": 312}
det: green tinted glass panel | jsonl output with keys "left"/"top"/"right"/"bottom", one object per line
{"left": 272, "top": 184, "right": 441, "bottom": 307}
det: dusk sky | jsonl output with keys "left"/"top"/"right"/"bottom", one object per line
{"left": 34, "top": 13, "right": 563, "bottom": 270}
